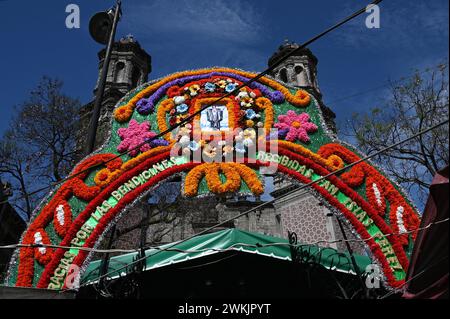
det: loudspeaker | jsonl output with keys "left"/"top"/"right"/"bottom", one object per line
{"left": 89, "top": 10, "right": 114, "bottom": 45}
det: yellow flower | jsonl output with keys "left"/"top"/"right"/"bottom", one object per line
{"left": 216, "top": 80, "right": 227, "bottom": 89}
{"left": 243, "top": 128, "right": 256, "bottom": 140}
{"left": 246, "top": 120, "right": 255, "bottom": 127}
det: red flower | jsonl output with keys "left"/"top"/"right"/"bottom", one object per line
{"left": 167, "top": 85, "right": 183, "bottom": 97}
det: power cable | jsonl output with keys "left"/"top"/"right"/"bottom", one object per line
{"left": 378, "top": 255, "right": 449, "bottom": 299}
{"left": 325, "top": 63, "right": 446, "bottom": 106}
{"left": 2, "top": 217, "right": 447, "bottom": 253}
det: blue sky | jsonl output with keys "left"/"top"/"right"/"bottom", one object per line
{"left": 0, "top": 0, "right": 448, "bottom": 134}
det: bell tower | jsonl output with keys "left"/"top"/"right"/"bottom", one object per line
{"left": 268, "top": 40, "right": 336, "bottom": 133}
{"left": 76, "top": 35, "right": 151, "bottom": 158}
{"left": 93, "top": 34, "right": 151, "bottom": 97}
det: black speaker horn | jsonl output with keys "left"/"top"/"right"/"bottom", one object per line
{"left": 89, "top": 10, "right": 114, "bottom": 45}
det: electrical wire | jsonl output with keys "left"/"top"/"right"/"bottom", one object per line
{"left": 1, "top": 217, "right": 448, "bottom": 253}
{"left": 325, "top": 63, "right": 447, "bottom": 106}
{"left": 378, "top": 255, "right": 449, "bottom": 299}
{"left": 0, "top": 0, "right": 383, "bottom": 207}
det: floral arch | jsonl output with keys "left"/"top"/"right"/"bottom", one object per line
{"left": 6, "top": 67, "right": 420, "bottom": 290}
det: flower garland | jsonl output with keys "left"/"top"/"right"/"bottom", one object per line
{"left": 16, "top": 153, "right": 124, "bottom": 287}
{"left": 156, "top": 99, "right": 176, "bottom": 141}
{"left": 271, "top": 140, "right": 340, "bottom": 172}
{"left": 111, "top": 68, "right": 315, "bottom": 123}
{"left": 93, "top": 146, "right": 173, "bottom": 188}
{"left": 274, "top": 147, "right": 410, "bottom": 288}
{"left": 254, "top": 97, "right": 274, "bottom": 133}
{"left": 205, "top": 163, "right": 241, "bottom": 194}
{"left": 290, "top": 89, "right": 311, "bottom": 107}
{"left": 366, "top": 176, "right": 387, "bottom": 216}
{"left": 230, "top": 163, "right": 264, "bottom": 195}
{"left": 35, "top": 152, "right": 197, "bottom": 288}
{"left": 53, "top": 201, "right": 72, "bottom": 238}
{"left": 23, "top": 143, "right": 411, "bottom": 289}
{"left": 184, "top": 162, "right": 263, "bottom": 196}
{"left": 33, "top": 228, "right": 53, "bottom": 265}
{"left": 317, "top": 143, "right": 421, "bottom": 243}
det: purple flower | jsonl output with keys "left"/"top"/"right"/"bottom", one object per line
{"left": 266, "top": 128, "right": 289, "bottom": 141}
{"left": 136, "top": 98, "right": 154, "bottom": 115}
{"left": 269, "top": 90, "right": 285, "bottom": 104}
{"left": 147, "top": 139, "right": 169, "bottom": 148}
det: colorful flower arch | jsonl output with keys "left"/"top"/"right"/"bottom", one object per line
{"left": 6, "top": 67, "right": 420, "bottom": 290}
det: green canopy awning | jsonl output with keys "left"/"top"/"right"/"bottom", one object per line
{"left": 81, "top": 228, "right": 372, "bottom": 285}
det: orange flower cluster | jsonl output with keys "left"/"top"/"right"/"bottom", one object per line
{"left": 290, "top": 89, "right": 311, "bottom": 107}
{"left": 254, "top": 97, "right": 274, "bottom": 133}
{"left": 184, "top": 162, "right": 263, "bottom": 196}
{"left": 93, "top": 145, "right": 173, "bottom": 187}
{"left": 114, "top": 105, "right": 133, "bottom": 122}
{"left": 274, "top": 140, "right": 342, "bottom": 172}
{"left": 156, "top": 99, "right": 176, "bottom": 141}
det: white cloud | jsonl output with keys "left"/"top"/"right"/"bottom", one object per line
{"left": 123, "top": 0, "right": 266, "bottom": 44}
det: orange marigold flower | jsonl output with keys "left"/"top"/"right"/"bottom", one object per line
{"left": 114, "top": 105, "right": 133, "bottom": 122}
{"left": 291, "top": 89, "right": 311, "bottom": 107}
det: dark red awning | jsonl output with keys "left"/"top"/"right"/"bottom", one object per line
{"left": 403, "top": 166, "right": 449, "bottom": 299}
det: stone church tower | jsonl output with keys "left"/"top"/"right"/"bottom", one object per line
{"left": 268, "top": 40, "right": 337, "bottom": 134}
{"left": 75, "top": 35, "right": 151, "bottom": 159}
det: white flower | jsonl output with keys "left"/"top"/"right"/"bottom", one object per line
{"left": 173, "top": 96, "right": 186, "bottom": 105}
{"left": 237, "top": 91, "right": 249, "bottom": 100}
{"left": 34, "top": 232, "right": 46, "bottom": 254}
{"left": 56, "top": 204, "right": 65, "bottom": 226}
{"left": 371, "top": 183, "right": 383, "bottom": 206}
{"left": 396, "top": 206, "right": 407, "bottom": 234}
{"left": 179, "top": 135, "right": 190, "bottom": 146}
{"left": 241, "top": 129, "right": 256, "bottom": 147}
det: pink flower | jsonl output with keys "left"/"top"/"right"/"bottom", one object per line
{"left": 274, "top": 110, "right": 318, "bottom": 143}
{"left": 117, "top": 119, "right": 157, "bottom": 157}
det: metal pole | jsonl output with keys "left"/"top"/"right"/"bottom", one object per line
{"left": 85, "top": 0, "right": 122, "bottom": 154}
{"left": 92, "top": 1, "right": 121, "bottom": 297}
{"left": 333, "top": 214, "right": 369, "bottom": 298}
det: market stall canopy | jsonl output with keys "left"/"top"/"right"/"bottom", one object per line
{"left": 82, "top": 228, "right": 371, "bottom": 285}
